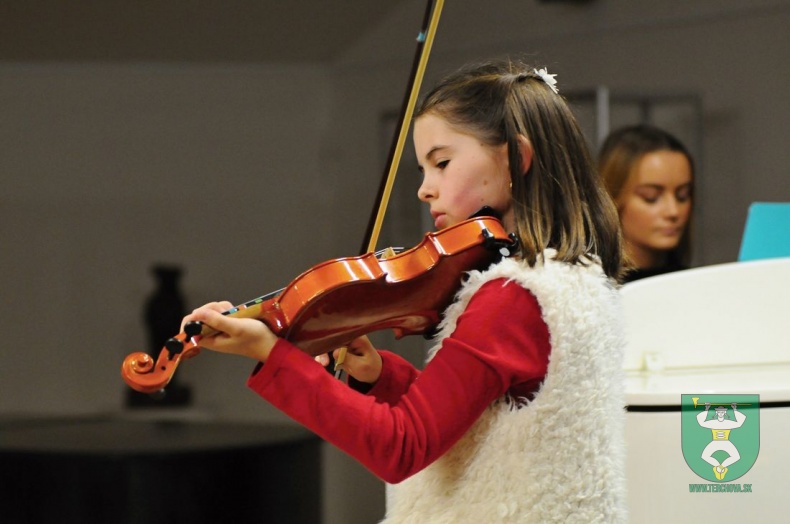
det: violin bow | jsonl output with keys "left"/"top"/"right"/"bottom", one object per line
{"left": 333, "top": 0, "right": 444, "bottom": 375}
{"left": 360, "top": 0, "right": 444, "bottom": 254}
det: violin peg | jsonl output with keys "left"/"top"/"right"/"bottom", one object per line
{"left": 184, "top": 321, "right": 203, "bottom": 339}
{"left": 165, "top": 337, "right": 184, "bottom": 358}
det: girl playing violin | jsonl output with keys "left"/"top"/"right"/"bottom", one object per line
{"left": 183, "top": 59, "right": 628, "bottom": 523}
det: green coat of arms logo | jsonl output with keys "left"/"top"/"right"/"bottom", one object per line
{"left": 681, "top": 394, "right": 760, "bottom": 482}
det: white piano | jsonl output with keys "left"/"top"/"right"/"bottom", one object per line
{"left": 622, "top": 257, "right": 790, "bottom": 522}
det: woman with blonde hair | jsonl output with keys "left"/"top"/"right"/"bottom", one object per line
{"left": 599, "top": 124, "right": 694, "bottom": 283}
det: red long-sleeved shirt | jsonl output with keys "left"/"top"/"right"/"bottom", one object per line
{"left": 247, "top": 278, "right": 550, "bottom": 483}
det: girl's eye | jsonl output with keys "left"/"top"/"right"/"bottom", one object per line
{"left": 437, "top": 160, "right": 449, "bottom": 169}
{"left": 636, "top": 189, "right": 660, "bottom": 204}
{"left": 676, "top": 186, "right": 692, "bottom": 202}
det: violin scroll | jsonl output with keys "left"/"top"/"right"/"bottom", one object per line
{"left": 121, "top": 330, "right": 202, "bottom": 394}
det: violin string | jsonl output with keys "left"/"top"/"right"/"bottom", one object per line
{"left": 375, "top": 247, "right": 405, "bottom": 258}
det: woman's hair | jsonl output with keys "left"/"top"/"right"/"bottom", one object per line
{"left": 415, "top": 59, "right": 625, "bottom": 279}
{"left": 598, "top": 124, "right": 695, "bottom": 268}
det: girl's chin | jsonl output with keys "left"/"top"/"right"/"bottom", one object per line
{"left": 648, "top": 240, "right": 681, "bottom": 251}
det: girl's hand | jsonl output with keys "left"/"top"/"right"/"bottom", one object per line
{"left": 182, "top": 301, "right": 279, "bottom": 362}
{"left": 330, "top": 335, "right": 383, "bottom": 384}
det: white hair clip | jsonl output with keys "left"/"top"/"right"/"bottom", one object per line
{"left": 533, "top": 68, "right": 559, "bottom": 94}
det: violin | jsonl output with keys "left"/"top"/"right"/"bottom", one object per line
{"left": 121, "top": 214, "right": 515, "bottom": 394}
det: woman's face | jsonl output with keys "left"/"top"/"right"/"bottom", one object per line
{"left": 413, "top": 113, "right": 513, "bottom": 231}
{"left": 617, "top": 150, "right": 693, "bottom": 267}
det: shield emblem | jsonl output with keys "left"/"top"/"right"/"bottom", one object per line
{"left": 681, "top": 394, "right": 760, "bottom": 482}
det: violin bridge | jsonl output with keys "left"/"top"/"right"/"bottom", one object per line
{"left": 376, "top": 246, "right": 404, "bottom": 260}
{"left": 380, "top": 247, "right": 397, "bottom": 259}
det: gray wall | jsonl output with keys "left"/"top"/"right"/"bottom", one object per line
{"left": 3, "top": 1, "right": 790, "bottom": 523}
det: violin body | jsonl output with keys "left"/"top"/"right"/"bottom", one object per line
{"left": 121, "top": 216, "right": 515, "bottom": 394}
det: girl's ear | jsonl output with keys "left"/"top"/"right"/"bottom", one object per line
{"left": 517, "top": 135, "right": 534, "bottom": 176}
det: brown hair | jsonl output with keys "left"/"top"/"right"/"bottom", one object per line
{"left": 598, "top": 124, "right": 694, "bottom": 268}
{"left": 415, "top": 59, "right": 625, "bottom": 279}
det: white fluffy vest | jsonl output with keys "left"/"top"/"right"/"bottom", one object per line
{"left": 382, "top": 253, "right": 627, "bottom": 523}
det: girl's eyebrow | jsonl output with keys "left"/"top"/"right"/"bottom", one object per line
{"left": 636, "top": 181, "right": 692, "bottom": 189}
{"left": 424, "top": 145, "right": 449, "bottom": 161}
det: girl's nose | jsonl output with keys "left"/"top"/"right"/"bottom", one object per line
{"left": 663, "top": 195, "right": 681, "bottom": 216}
{"left": 417, "top": 180, "right": 434, "bottom": 202}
